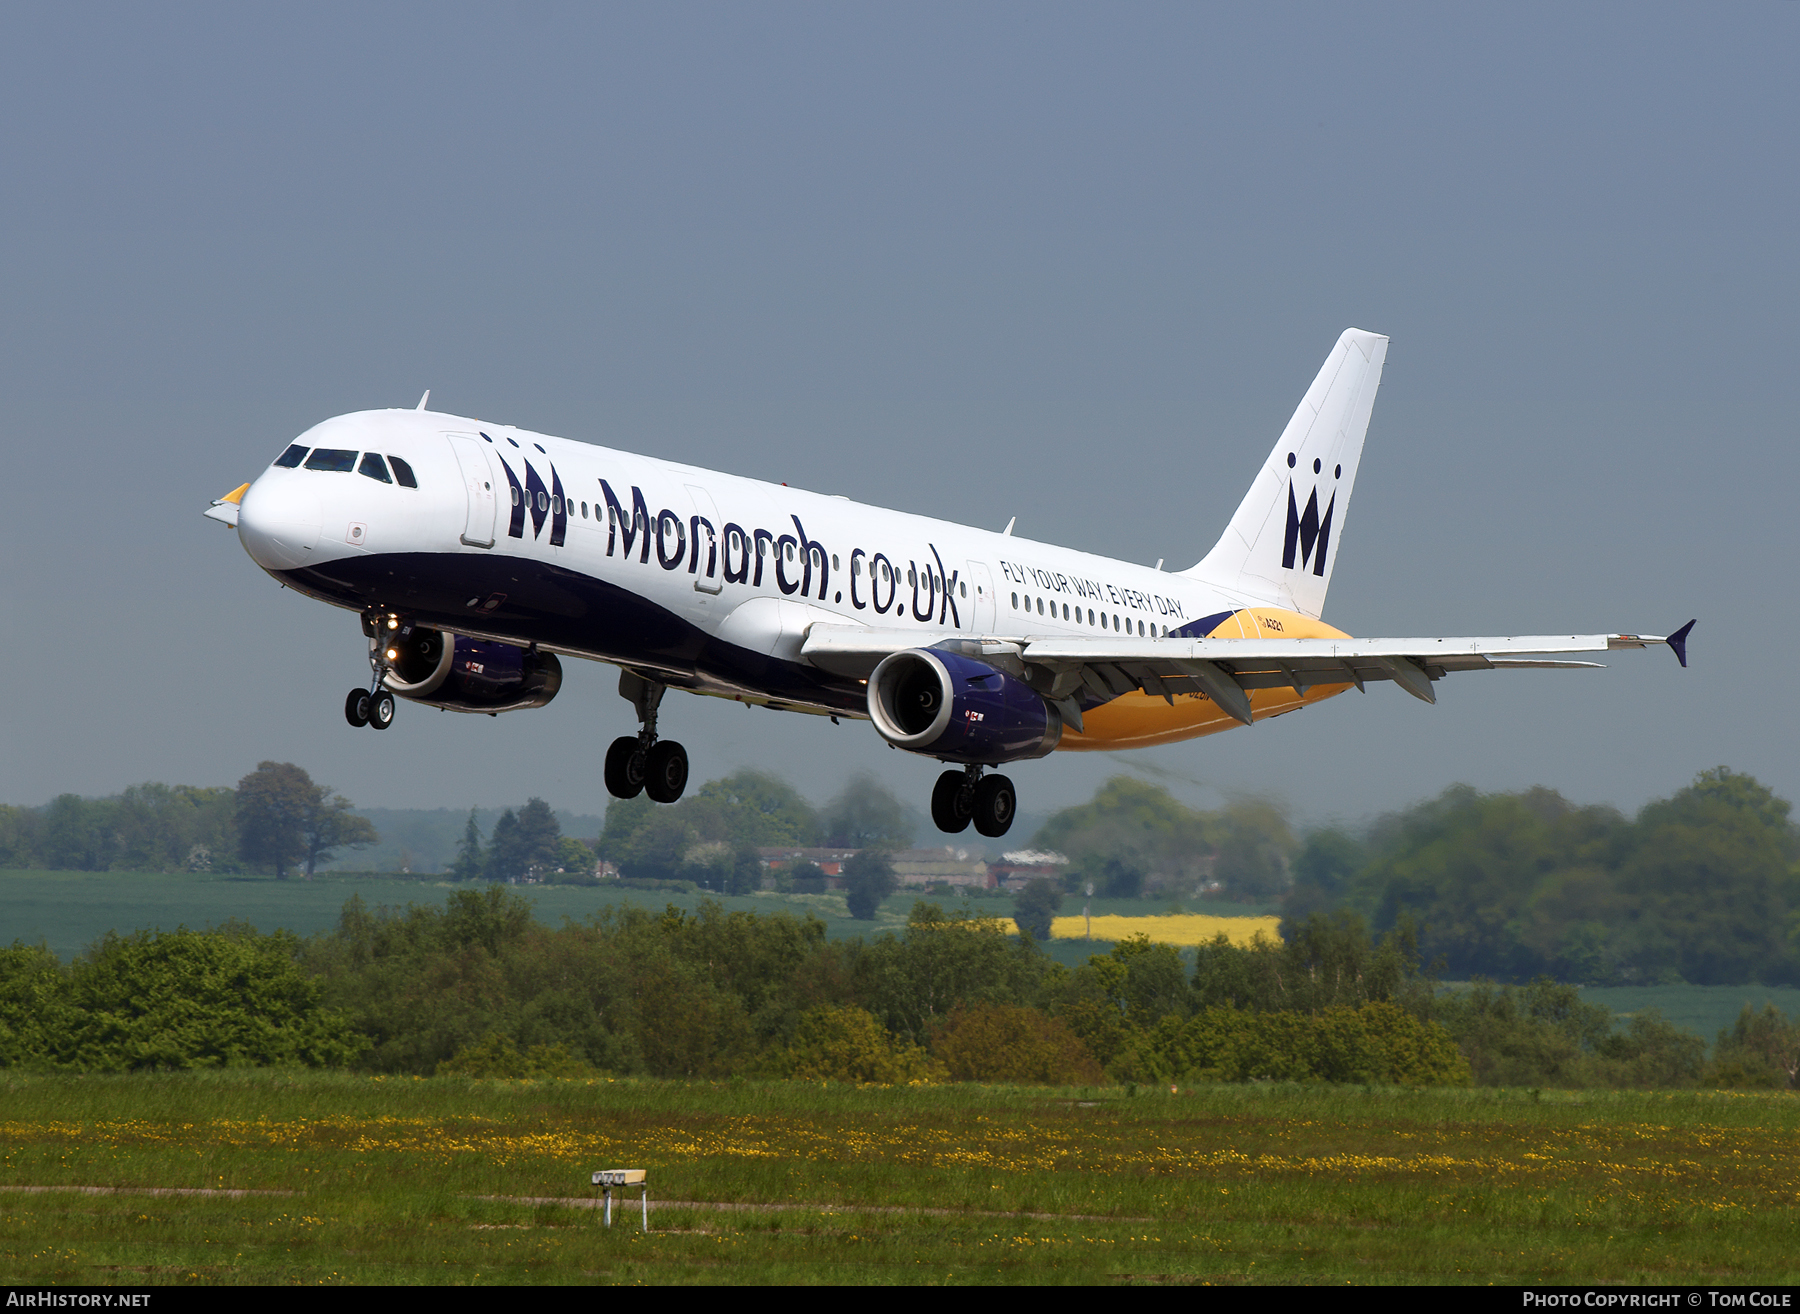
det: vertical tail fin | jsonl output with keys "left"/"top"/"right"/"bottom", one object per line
{"left": 1183, "top": 327, "right": 1388, "bottom": 618}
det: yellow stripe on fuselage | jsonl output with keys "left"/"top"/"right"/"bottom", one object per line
{"left": 1057, "top": 608, "right": 1354, "bottom": 751}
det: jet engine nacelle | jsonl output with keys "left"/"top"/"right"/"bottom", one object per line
{"left": 867, "top": 648, "right": 1062, "bottom": 764}
{"left": 374, "top": 626, "right": 562, "bottom": 714}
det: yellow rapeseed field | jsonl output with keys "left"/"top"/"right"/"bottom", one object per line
{"left": 1041, "top": 913, "right": 1281, "bottom": 947}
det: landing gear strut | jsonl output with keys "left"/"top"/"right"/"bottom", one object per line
{"left": 931, "top": 765, "right": 1016, "bottom": 838}
{"left": 345, "top": 611, "right": 400, "bottom": 730}
{"left": 605, "top": 671, "right": 689, "bottom": 803}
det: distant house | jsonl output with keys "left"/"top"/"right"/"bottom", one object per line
{"left": 889, "top": 846, "right": 993, "bottom": 890}
{"left": 757, "top": 845, "right": 997, "bottom": 891}
{"left": 757, "top": 846, "right": 861, "bottom": 888}
{"left": 988, "top": 849, "right": 1069, "bottom": 890}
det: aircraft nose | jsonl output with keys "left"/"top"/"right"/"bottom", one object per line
{"left": 238, "top": 474, "right": 323, "bottom": 571}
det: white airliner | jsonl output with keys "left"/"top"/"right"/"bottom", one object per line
{"left": 206, "top": 328, "right": 1691, "bottom": 837}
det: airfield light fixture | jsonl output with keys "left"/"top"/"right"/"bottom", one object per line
{"left": 592, "top": 1168, "right": 649, "bottom": 1230}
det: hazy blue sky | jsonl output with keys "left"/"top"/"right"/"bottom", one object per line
{"left": 2, "top": 3, "right": 1794, "bottom": 832}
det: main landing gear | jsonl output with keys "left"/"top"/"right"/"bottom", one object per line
{"left": 344, "top": 611, "right": 400, "bottom": 730}
{"left": 931, "top": 765, "right": 1016, "bottom": 838}
{"left": 605, "top": 670, "right": 689, "bottom": 804}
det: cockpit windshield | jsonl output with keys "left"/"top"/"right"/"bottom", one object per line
{"left": 273, "top": 445, "right": 419, "bottom": 487}
{"left": 303, "top": 448, "right": 358, "bottom": 472}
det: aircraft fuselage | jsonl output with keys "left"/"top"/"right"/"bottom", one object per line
{"left": 236, "top": 407, "right": 1353, "bottom": 749}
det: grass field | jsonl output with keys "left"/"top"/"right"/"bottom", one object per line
{"left": 0, "top": 871, "right": 1272, "bottom": 971}
{"left": 0, "top": 1073, "right": 1795, "bottom": 1285}
{"left": 1575, "top": 985, "right": 1800, "bottom": 1049}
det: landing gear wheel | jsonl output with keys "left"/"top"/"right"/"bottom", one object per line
{"left": 972, "top": 774, "right": 1016, "bottom": 838}
{"left": 604, "top": 736, "right": 647, "bottom": 799}
{"left": 367, "top": 691, "right": 396, "bottom": 730}
{"left": 644, "top": 740, "right": 689, "bottom": 804}
{"left": 344, "top": 689, "right": 370, "bottom": 727}
{"left": 931, "top": 770, "right": 974, "bottom": 834}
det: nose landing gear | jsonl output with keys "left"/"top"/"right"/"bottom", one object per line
{"left": 605, "top": 670, "right": 689, "bottom": 803}
{"left": 931, "top": 765, "right": 1016, "bottom": 838}
{"left": 345, "top": 611, "right": 402, "bottom": 730}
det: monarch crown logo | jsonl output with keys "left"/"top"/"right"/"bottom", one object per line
{"left": 1282, "top": 481, "right": 1335, "bottom": 577}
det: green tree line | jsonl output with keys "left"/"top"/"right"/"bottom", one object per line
{"left": 1284, "top": 767, "right": 1800, "bottom": 987}
{"left": 448, "top": 798, "right": 594, "bottom": 884}
{"left": 6, "top": 889, "right": 1795, "bottom": 1090}
{"left": 0, "top": 762, "right": 377, "bottom": 879}
{"left": 1033, "top": 776, "right": 1297, "bottom": 900}
{"left": 0, "top": 765, "right": 595, "bottom": 884}
{"left": 593, "top": 769, "right": 914, "bottom": 888}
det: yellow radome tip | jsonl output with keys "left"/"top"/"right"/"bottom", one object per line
{"left": 219, "top": 483, "right": 250, "bottom": 505}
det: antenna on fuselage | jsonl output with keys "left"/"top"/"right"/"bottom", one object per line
{"left": 415, "top": 390, "right": 431, "bottom": 411}
{"left": 1002, "top": 516, "right": 1015, "bottom": 536}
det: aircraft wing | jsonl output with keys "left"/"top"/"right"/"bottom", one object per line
{"left": 800, "top": 621, "right": 1693, "bottom": 727}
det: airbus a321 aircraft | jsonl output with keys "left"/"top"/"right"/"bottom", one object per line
{"left": 207, "top": 328, "right": 1691, "bottom": 838}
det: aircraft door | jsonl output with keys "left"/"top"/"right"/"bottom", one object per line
{"left": 684, "top": 484, "right": 723, "bottom": 598}
{"left": 447, "top": 434, "right": 497, "bottom": 548}
{"left": 965, "top": 560, "right": 997, "bottom": 631}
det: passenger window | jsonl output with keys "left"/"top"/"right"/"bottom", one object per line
{"left": 389, "top": 456, "right": 418, "bottom": 488}
{"left": 303, "top": 448, "right": 357, "bottom": 472}
{"left": 551, "top": 495, "right": 562, "bottom": 515}
{"left": 581, "top": 501, "right": 588, "bottom": 518}
{"left": 358, "top": 453, "right": 393, "bottom": 483}
{"left": 274, "top": 444, "right": 308, "bottom": 468}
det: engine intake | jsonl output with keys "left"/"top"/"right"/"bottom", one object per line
{"left": 375, "top": 626, "right": 561, "bottom": 714}
{"left": 867, "top": 647, "right": 1061, "bottom": 764}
